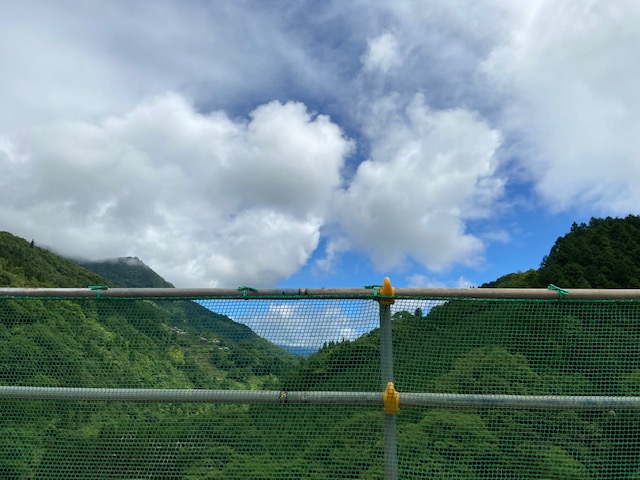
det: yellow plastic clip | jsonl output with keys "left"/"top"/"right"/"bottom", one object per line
{"left": 383, "top": 382, "right": 400, "bottom": 414}
{"left": 378, "top": 277, "right": 395, "bottom": 305}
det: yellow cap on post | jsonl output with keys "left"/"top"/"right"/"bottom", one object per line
{"left": 378, "top": 277, "right": 395, "bottom": 305}
{"left": 383, "top": 382, "right": 400, "bottom": 414}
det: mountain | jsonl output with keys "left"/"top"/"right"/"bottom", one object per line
{"left": 0, "top": 231, "right": 300, "bottom": 477}
{"left": 277, "top": 295, "right": 640, "bottom": 478}
{"left": 271, "top": 215, "right": 640, "bottom": 478}
{"left": 77, "top": 256, "right": 175, "bottom": 288}
{"left": 0, "top": 232, "right": 106, "bottom": 288}
{"left": 75, "top": 253, "right": 296, "bottom": 371}
{"left": 0, "top": 232, "right": 297, "bottom": 387}
{"left": 4, "top": 215, "right": 640, "bottom": 478}
{"left": 483, "top": 215, "right": 640, "bottom": 288}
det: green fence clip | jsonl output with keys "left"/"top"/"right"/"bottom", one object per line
{"left": 547, "top": 284, "right": 569, "bottom": 300}
{"left": 364, "top": 284, "right": 382, "bottom": 299}
{"left": 237, "top": 286, "right": 258, "bottom": 299}
{"left": 88, "top": 285, "right": 109, "bottom": 299}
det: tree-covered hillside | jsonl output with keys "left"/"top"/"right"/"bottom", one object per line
{"left": 0, "top": 232, "right": 299, "bottom": 478}
{"left": 76, "top": 253, "right": 295, "bottom": 376}
{"left": 270, "top": 215, "right": 640, "bottom": 478}
{"left": 0, "top": 232, "right": 296, "bottom": 386}
{"left": 483, "top": 215, "right": 640, "bottom": 288}
{"left": 0, "top": 232, "right": 106, "bottom": 288}
{"left": 277, "top": 298, "right": 640, "bottom": 478}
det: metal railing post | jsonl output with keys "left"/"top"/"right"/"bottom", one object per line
{"left": 378, "top": 278, "right": 398, "bottom": 480}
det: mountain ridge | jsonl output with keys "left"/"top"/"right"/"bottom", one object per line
{"left": 0, "top": 230, "right": 297, "bottom": 384}
{"left": 482, "top": 215, "right": 640, "bottom": 289}
{"left": 76, "top": 256, "right": 175, "bottom": 288}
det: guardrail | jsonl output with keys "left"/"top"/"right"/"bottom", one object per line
{"left": 2, "top": 281, "right": 640, "bottom": 479}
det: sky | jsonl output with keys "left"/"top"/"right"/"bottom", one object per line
{"left": 1, "top": 0, "right": 639, "bottom": 290}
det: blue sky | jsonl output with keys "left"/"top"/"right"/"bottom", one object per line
{"left": 0, "top": 1, "right": 637, "bottom": 289}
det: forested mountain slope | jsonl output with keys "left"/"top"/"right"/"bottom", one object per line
{"left": 0, "top": 232, "right": 106, "bottom": 288}
{"left": 278, "top": 300, "right": 640, "bottom": 477}
{"left": 0, "top": 231, "right": 296, "bottom": 386}
{"left": 76, "top": 254, "right": 296, "bottom": 372}
{"left": 0, "top": 231, "right": 298, "bottom": 477}
{"left": 272, "top": 215, "right": 640, "bottom": 478}
{"left": 483, "top": 215, "right": 640, "bottom": 288}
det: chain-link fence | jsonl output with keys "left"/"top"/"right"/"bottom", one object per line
{"left": 2, "top": 285, "right": 640, "bottom": 479}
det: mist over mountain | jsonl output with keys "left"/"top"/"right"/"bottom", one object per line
{"left": 77, "top": 256, "right": 175, "bottom": 288}
{"left": 0, "top": 233, "right": 299, "bottom": 390}
{"left": 0, "top": 232, "right": 106, "bottom": 288}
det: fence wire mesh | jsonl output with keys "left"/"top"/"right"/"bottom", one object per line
{"left": 1, "top": 294, "right": 640, "bottom": 478}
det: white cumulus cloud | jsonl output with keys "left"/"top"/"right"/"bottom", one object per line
{"left": 335, "top": 94, "right": 503, "bottom": 272}
{"left": 362, "top": 31, "right": 403, "bottom": 74}
{"left": 0, "top": 93, "right": 353, "bottom": 287}
{"left": 483, "top": 0, "right": 640, "bottom": 214}
{"left": 5, "top": 0, "right": 637, "bottom": 292}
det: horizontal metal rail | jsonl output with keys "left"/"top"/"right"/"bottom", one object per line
{"left": 401, "top": 393, "right": 640, "bottom": 410}
{"left": 2, "top": 387, "right": 640, "bottom": 410}
{"left": 2, "top": 287, "right": 640, "bottom": 300}
{"left": 0, "top": 387, "right": 377, "bottom": 405}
